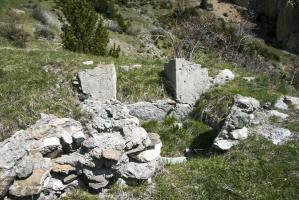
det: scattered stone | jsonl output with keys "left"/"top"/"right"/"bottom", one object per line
{"left": 268, "top": 110, "right": 289, "bottom": 120}
{"left": 213, "top": 69, "right": 235, "bottom": 85}
{"left": 164, "top": 58, "right": 211, "bottom": 105}
{"left": 132, "top": 64, "right": 142, "bottom": 69}
{"left": 160, "top": 157, "right": 187, "bottom": 165}
{"left": 242, "top": 77, "right": 256, "bottom": 82}
{"left": 263, "top": 102, "right": 272, "bottom": 110}
{"left": 284, "top": 96, "right": 299, "bottom": 109}
{"left": 229, "top": 127, "right": 248, "bottom": 140}
{"left": 213, "top": 139, "right": 238, "bottom": 151}
{"left": 120, "top": 65, "right": 130, "bottom": 72}
{"left": 274, "top": 99, "right": 288, "bottom": 110}
{"left": 234, "top": 95, "right": 260, "bottom": 113}
{"left": 213, "top": 95, "right": 260, "bottom": 151}
{"left": 82, "top": 61, "right": 94, "bottom": 65}
{"left": 77, "top": 64, "right": 117, "bottom": 101}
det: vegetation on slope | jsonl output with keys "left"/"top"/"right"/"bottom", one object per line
{"left": 1, "top": 0, "right": 299, "bottom": 200}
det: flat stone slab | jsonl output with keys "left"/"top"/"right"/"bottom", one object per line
{"left": 164, "top": 58, "right": 210, "bottom": 105}
{"left": 77, "top": 64, "right": 117, "bottom": 101}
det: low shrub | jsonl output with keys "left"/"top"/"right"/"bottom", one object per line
{"left": 32, "top": 5, "right": 47, "bottom": 25}
{"left": 0, "top": 10, "right": 30, "bottom": 48}
{"left": 34, "top": 27, "right": 55, "bottom": 40}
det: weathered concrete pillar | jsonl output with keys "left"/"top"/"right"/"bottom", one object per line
{"left": 77, "top": 64, "right": 117, "bottom": 101}
{"left": 164, "top": 58, "right": 211, "bottom": 105}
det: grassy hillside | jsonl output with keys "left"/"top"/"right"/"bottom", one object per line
{"left": 0, "top": 0, "right": 299, "bottom": 200}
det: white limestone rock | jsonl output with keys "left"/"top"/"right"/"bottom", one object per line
{"left": 213, "top": 69, "right": 235, "bottom": 85}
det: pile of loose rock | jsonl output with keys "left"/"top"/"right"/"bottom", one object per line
{"left": 0, "top": 64, "right": 163, "bottom": 200}
{"left": 213, "top": 95, "right": 295, "bottom": 151}
{"left": 0, "top": 103, "right": 162, "bottom": 199}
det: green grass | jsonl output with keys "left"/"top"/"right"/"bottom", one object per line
{"left": 152, "top": 137, "right": 299, "bottom": 200}
{"left": 117, "top": 64, "right": 167, "bottom": 103}
{"left": 61, "top": 189, "right": 98, "bottom": 200}
{"left": 142, "top": 118, "right": 215, "bottom": 156}
{"left": 106, "top": 124, "right": 299, "bottom": 200}
{"left": 0, "top": 49, "right": 167, "bottom": 140}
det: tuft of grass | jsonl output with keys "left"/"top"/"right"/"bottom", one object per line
{"left": 285, "top": 122, "right": 299, "bottom": 133}
{"left": 117, "top": 62, "right": 168, "bottom": 103}
{"left": 61, "top": 189, "right": 98, "bottom": 200}
{"left": 142, "top": 118, "right": 215, "bottom": 156}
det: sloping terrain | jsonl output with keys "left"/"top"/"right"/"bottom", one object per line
{"left": 0, "top": 0, "right": 299, "bottom": 199}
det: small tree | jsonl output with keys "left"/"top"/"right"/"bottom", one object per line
{"left": 55, "top": 0, "right": 109, "bottom": 56}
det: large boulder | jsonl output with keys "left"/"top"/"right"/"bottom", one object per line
{"left": 75, "top": 64, "right": 117, "bottom": 101}
{"left": 164, "top": 58, "right": 211, "bottom": 105}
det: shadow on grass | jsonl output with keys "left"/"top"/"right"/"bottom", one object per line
{"left": 188, "top": 129, "right": 219, "bottom": 157}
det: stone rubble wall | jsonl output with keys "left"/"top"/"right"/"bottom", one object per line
{"left": 213, "top": 94, "right": 294, "bottom": 151}
{"left": 0, "top": 64, "right": 163, "bottom": 200}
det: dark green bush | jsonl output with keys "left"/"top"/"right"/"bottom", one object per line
{"left": 55, "top": 0, "right": 109, "bottom": 56}
{"left": 92, "top": 0, "right": 130, "bottom": 33}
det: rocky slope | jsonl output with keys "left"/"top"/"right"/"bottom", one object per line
{"left": 233, "top": 0, "right": 299, "bottom": 53}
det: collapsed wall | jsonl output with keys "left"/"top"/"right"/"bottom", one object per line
{"left": 0, "top": 64, "right": 162, "bottom": 200}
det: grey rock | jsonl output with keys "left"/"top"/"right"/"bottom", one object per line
{"left": 160, "top": 156, "right": 187, "bottom": 165}
{"left": 234, "top": 95, "right": 260, "bottom": 113}
{"left": 77, "top": 64, "right": 117, "bottom": 101}
{"left": 213, "top": 69, "right": 235, "bottom": 85}
{"left": 83, "top": 169, "right": 109, "bottom": 188}
{"left": 213, "top": 139, "right": 239, "bottom": 151}
{"left": 9, "top": 168, "right": 50, "bottom": 197}
{"left": 274, "top": 99, "right": 288, "bottom": 110}
{"left": 82, "top": 100, "right": 139, "bottom": 132}
{"left": 119, "top": 161, "right": 156, "bottom": 180}
{"left": 284, "top": 96, "right": 299, "bottom": 109}
{"left": 63, "top": 174, "right": 78, "bottom": 184}
{"left": 268, "top": 110, "right": 289, "bottom": 120}
{"left": 54, "top": 152, "right": 94, "bottom": 168}
{"left": 40, "top": 137, "right": 62, "bottom": 158}
{"left": 127, "top": 100, "right": 175, "bottom": 121}
{"left": 231, "top": 110, "right": 251, "bottom": 129}
{"left": 164, "top": 58, "right": 211, "bottom": 105}
{"left": 15, "top": 156, "right": 33, "bottom": 179}
{"left": 229, "top": 127, "right": 248, "bottom": 140}
{"left": 122, "top": 126, "right": 148, "bottom": 150}
{"left": 43, "top": 177, "right": 65, "bottom": 191}
{"left": 133, "top": 143, "right": 162, "bottom": 162}
{"left": 127, "top": 100, "right": 191, "bottom": 122}
{"left": 0, "top": 169, "right": 16, "bottom": 199}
